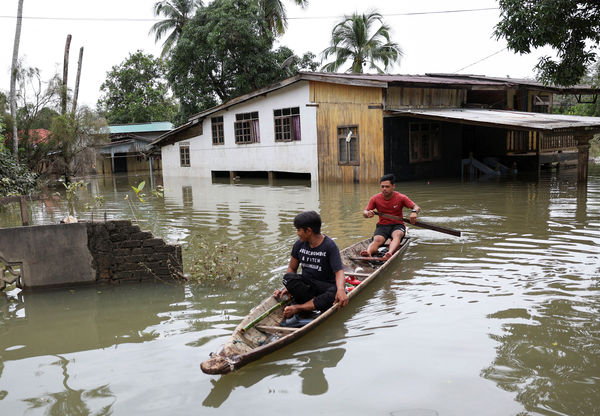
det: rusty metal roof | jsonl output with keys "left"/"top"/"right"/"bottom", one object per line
{"left": 389, "top": 108, "right": 600, "bottom": 131}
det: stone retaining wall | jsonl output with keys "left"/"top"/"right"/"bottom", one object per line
{"left": 87, "top": 220, "right": 183, "bottom": 283}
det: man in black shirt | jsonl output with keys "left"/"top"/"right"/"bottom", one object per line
{"left": 275, "top": 211, "right": 348, "bottom": 318}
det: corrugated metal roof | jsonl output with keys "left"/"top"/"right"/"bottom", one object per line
{"left": 390, "top": 108, "right": 600, "bottom": 131}
{"left": 109, "top": 122, "right": 173, "bottom": 134}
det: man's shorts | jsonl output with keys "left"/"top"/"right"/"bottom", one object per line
{"left": 374, "top": 223, "right": 406, "bottom": 240}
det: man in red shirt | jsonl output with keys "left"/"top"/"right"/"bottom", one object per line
{"left": 362, "top": 174, "right": 420, "bottom": 260}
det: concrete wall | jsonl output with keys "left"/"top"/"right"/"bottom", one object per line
{"left": 0, "top": 221, "right": 182, "bottom": 290}
{"left": 160, "top": 81, "right": 319, "bottom": 180}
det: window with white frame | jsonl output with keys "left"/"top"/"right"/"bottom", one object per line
{"left": 274, "top": 107, "right": 301, "bottom": 142}
{"left": 179, "top": 142, "right": 190, "bottom": 167}
{"left": 234, "top": 111, "right": 260, "bottom": 144}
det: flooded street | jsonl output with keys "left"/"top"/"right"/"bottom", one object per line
{"left": 1, "top": 165, "right": 599, "bottom": 415}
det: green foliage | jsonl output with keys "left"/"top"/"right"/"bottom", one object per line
{"left": 167, "top": 0, "right": 293, "bottom": 122}
{"left": 554, "top": 62, "right": 600, "bottom": 117}
{"left": 260, "top": 0, "right": 308, "bottom": 36}
{"left": 97, "top": 51, "right": 177, "bottom": 124}
{"left": 494, "top": 0, "right": 600, "bottom": 86}
{"left": 49, "top": 106, "right": 108, "bottom": 180}
{"left": 131, "top": 180, "right": 146, "bottom": 203}
{"left": 150, "top": 0, "right": 203, "bottom": 57}
{"left": 321, "top": 10, "right": 402, "bottom": 73}
{"left": 0, "top": 148, "right": 37, "bottom": 197}
{"left": 63, "top": 180, "right": 87, "bottom": 215}
{"left": 184, "top": 234, "right": 240, "bottom": 283}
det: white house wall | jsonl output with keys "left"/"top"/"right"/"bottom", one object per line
{"left": 161, "top": 81, "right": 318, "bottom": 181}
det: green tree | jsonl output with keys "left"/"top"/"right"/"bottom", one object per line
{"left": 97, "top": 51, "right": 177, "bottom": 124}
{"left": 260, "top": 0, "right": 307, "bottom": 36}
{"left": 167, "top": 0, "right": 297, "bottom": 123}
{"left": 494, "top": 0, "right": 600, "bottom": 86}
{"left": 49, "top": 106, "right": 108, "bottom": 182}
{"left": 150, "top": 0, "right": 203, "bottom": 57}
{"left": 321, "top": 10, "right": 402, "bottom": 74}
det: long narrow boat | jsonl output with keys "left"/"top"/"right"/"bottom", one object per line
{"left": 200, "top": 236, "right": 411, "bottom": 374}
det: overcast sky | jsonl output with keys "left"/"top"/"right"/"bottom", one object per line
{"left": 0, "top": 0, "right": 555, "bottom": 110}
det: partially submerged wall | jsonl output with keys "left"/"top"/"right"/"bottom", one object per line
{"left": 87, "top": 220, "right": 182, "bottom": 283}
{"left": 0, "top": 220, "right": 182, "bottom": 290}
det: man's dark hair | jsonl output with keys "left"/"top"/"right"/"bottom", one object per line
{"left": 380, "top": 174, "right": 395, "bottom": 184}
{"left": 294, "top": 211, "right": 322, "bottom": 234}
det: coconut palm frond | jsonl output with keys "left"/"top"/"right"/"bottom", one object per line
{"left": 321, "top": 10, "right": 400, "bottom": 73}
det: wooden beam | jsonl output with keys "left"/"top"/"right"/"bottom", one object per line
{"left": 576, "top": 134, "right": 592, "bottom": 184}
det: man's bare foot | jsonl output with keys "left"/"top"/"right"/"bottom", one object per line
{"left": 283, "top": 305, "right": 300, "bottom": 319}
{"left": 360, "top": 250, "right": 370, "bottom": 257}
{"left": 383, "top": 251, "right": 393, "bottom": 260}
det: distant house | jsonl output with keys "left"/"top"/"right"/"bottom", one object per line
{"left": 151, "top": 72, "right": 600, "bottom": 183}
{"left": 97, "top": 122, "right": 172, "bottom": 175}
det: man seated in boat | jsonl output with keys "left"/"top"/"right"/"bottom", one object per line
{"left": 274, "top": 211, "right": 348, "bottom": 319}
{"left": 362, "top": 174, "right": 420, "bottom": 260}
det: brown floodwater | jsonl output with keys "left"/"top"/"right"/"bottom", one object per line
{"left": 1, "top": 165, "right": 599, "bottom": 415}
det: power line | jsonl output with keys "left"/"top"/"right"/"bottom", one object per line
{"left": 0, "top": 7, "right": 499, "bottom": 23}
{"left": 289, "top": 7, "right": 499, "bottom": 20}
{"left": 454, "top": 47, "right": 508, "bottom": 73}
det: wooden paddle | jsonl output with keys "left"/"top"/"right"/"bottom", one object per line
{"left": 373, "top": 211, "right": 462, "bottom": 237}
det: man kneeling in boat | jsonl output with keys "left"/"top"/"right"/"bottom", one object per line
{"left": 274, "top": 211, "right": 348, "bottom": 319}
{"left": 362, "top": 174, "right": 420, "bottom": 260}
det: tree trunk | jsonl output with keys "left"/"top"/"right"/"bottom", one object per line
{"left": 61, "top": 34, "right": 72, "bottom": 115}
{"left": 72, "top": 46, "right": 84, "bottom": 115}
{"left": 9, "top": 0, "right": 25, "bottom": 160}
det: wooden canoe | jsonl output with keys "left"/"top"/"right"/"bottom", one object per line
{"left": 200, "top": 236, "right": 411, "bottom": 374}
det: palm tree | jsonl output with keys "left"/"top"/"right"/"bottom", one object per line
{"left": 150, "top": 0, "right": 203, "bottom": 57}
{"left": 261, "top": 0, "right": 308, "bottom": 36}
{"left": 321, "top": 11, "right": 403, "bottom": 73}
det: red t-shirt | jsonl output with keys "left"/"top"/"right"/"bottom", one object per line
{"left": 365, "top": 192, "right": 415, "bottom": 225}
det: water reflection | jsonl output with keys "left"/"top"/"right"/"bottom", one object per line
{"left": 22, "top": 355, "right": 115, "bottom": 416}
{"left": 203, "top": 324, "right": 347, "bottom": 407}
{"left": 0, "top": 284, "right": 184, "bottom": 361}
{"left": 483, "top": 297, "right": 600, "bottom": 415}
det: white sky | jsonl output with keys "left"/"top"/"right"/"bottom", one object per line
{"left": 0, "top": 0, "right": 555, "bottom": 110}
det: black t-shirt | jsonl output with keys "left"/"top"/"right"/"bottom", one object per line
{"left": 291, "top": 235, "right": 343, "bottom": 284}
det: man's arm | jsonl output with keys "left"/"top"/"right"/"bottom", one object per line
{"left": 363, "top": 196, "right": 376, "bottom": 218}
{"left": 409, "top": 203, "right": 420, "bottom": 225}
{"left": 334, "top": 269, "right": 348, "bottom": 309}
{"left": 275, "top": 257, "right": 300, "bottom": 299}
{"left": 287, "top": 257, "right": 299, "bottom": 273}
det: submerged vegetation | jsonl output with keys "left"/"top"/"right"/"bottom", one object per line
{"left": 183, "top": 235, "right": 240, "bottom": 284}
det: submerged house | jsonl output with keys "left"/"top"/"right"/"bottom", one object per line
{"left": 151, "top": 72, "right": 599, "bottom": 183}
{"left": 98, "top": 122, "right": 172, "bottom": 175}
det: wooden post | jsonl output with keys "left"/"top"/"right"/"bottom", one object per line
{"left": 268, "top": 171, "right": 275, "bottom": 184}
{"left": 19, "top": 196, "right": 29, "bottom": 226}
{"left": 72, "top": 46, "right": 84, "bottom": 115}
{"left": 61, "top": 34, "right": 72, "bottom": 115}
{"left": 575, "top": 133, "right": 592, "bottom": 185}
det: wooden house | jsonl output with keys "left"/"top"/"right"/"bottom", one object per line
{"left": 98, "top": 122, "right": 172, "bottom": 175}
{"left": 152, "top": 73, "right": 599, "bottom": 183}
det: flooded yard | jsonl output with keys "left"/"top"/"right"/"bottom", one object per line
{"left": 1, "top": 165, "right": 599, "bottom": 415}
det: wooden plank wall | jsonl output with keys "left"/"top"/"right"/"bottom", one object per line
{"left": 386, "top": 86, "right": 465, "bottom": 109}
{"left": 311, "top": 81, "right": 384, "bottom": 183}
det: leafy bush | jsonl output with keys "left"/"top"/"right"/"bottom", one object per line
{"left": 0, "top": 150, "right": 38, "bottom": 197}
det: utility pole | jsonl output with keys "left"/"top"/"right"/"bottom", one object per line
{"left": 9, "top": 0, "right": 24, "bottom": 160}
{"left": 61, "top": 34, "right": 72, "bottom": 115}
{"left": 72, "top": 46, "right": 84, "bottom": 116}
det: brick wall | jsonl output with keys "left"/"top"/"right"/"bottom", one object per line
{"left": 86, "top": 220, "right": 183, "bottom": 283}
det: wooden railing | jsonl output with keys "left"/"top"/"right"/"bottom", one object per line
{"left": 539, "top": 130, "right": 577, "bottom": 152}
